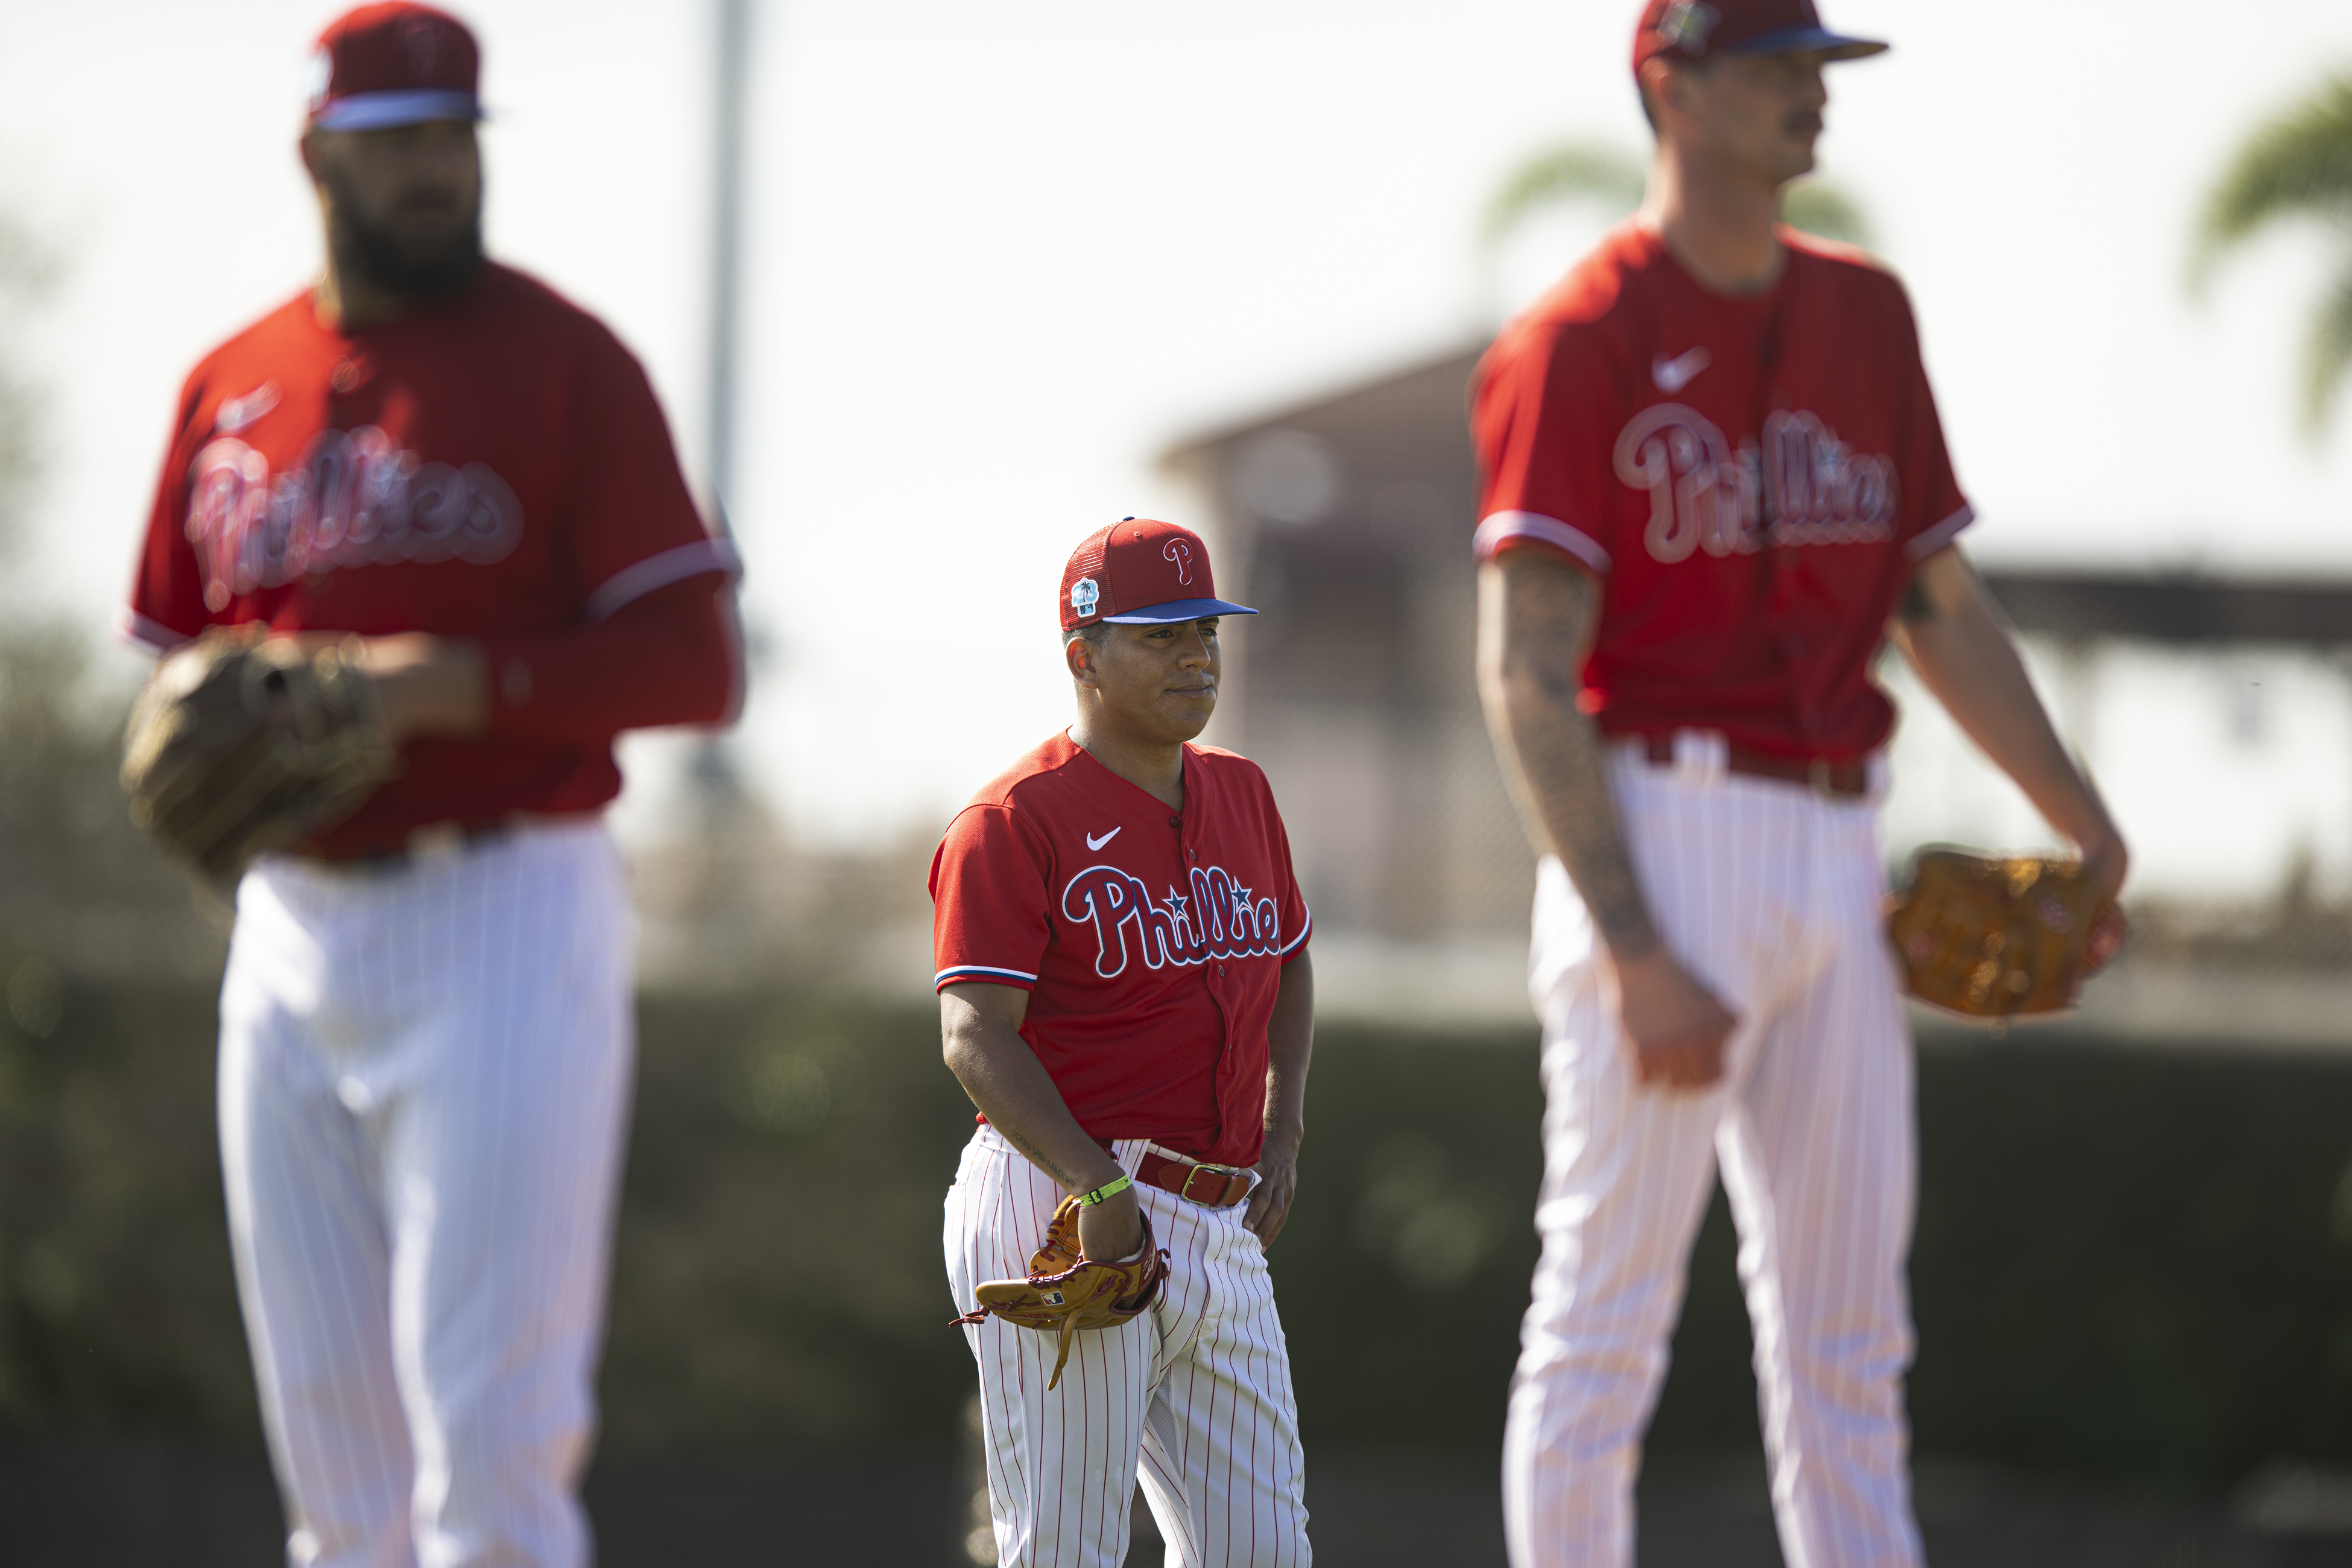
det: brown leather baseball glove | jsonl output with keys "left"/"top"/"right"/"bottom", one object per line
{"left": 954, "top": 1196, "right": 1169, "bottom": 1389}
{"left": 1886, "top": 848, "right": 2128, "bottom": 1020}
{"left": 121, "top": 627, "right": 398, "bottom": 884}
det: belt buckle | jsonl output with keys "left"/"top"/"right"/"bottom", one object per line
{"left": 1180, "top": 1162, "right": 1249, "bottom": 1207}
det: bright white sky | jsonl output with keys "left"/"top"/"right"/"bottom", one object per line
{"left": 5, "top": 1, "right": 2352, "bottom": 851}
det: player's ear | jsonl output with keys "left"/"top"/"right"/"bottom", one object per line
{"left": 1064, "top": 633, "right": 1099, "bottom": 688}
{"left": 1639, "top": 57, "right": 1687, "bottom": 128}
{"left": 298, "top": 129, "right": 326, "bottom": 183}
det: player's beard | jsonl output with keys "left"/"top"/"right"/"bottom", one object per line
{"left": 324, "top": 173, "right": 484, "bottom": 305}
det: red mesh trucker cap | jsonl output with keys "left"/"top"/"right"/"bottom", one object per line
{"left": 1060, "top": 518, "right": 1257, "bottom": 633}
{"left": 308, "top": 4, "right": 485, "bottom": 132}
{"left": 1633, "top": 0, "right": 1886, "bottom": 76}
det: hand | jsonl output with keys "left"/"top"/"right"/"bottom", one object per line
{"left": 354, "top": 633, "right": 487, "bottom": 742}
{"left": 2075, "top": 829, "right": 2131, "bottom": 975}
{"left": 1245, "top": 1138, "right": 1300, "bottom": 1251}
{"left": 1609, "top": 946, "right": 1738, "bottom": 1091}
{"left": 1075, "top": 1183, "right": 1145, "bottom": 1262}
{"left": 2077, "top": 830, "right": 2129, "bottom": 906}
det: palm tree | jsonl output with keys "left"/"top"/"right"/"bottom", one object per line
{"left": 2192, "top": 77, "right": 2352, "bottom": 435}
{"left": 1482, "top": 137, "right": 1876, "bottom": 256}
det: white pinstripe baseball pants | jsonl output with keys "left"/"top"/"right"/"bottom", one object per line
{"left": 218, "top": 820, "right": 636, "bottom": 1568}
{"left": 1503, "top": 748, "right": 1923, "bottom": 1568}
{"left": 946, "top": 1127, "right": 1311, "bottom": 1568}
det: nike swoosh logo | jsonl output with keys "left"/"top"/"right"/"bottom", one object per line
{"left": 1651, "top": 348, "right": 1711, "bottom": 394}
{"left": 1086, "top": 828, "right": 1121, "bottom": 851}
{"left": 215, "top": 381, "right": 280, "bottom": 434}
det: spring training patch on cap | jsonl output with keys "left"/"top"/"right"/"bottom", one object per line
{"left": 1658, "top": 0, "right": 1719, "bottom": 49}
{"left": 1070, "top": 578, "right": 1100, "bottom": 618}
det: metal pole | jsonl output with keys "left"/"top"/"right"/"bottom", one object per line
{"left": 707, "top": 0, "right": 752, "bottom": 514}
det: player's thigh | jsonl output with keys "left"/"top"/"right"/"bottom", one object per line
{"left": 946, "top": 1129, "right": 1161, "bottom": 1413}
{"left": 952, "top": 1134, "right": 1159, "bottom": 1568}
{"left": 1137, "top": 1209, "right": 1309, "bottom": 1568}
{"left": 379, "top": 829, "right": 636, "bottom": 1399}
{"left": 1525, "top": 960, "right": 1730, "bottom": 1337}
{"left": 1605, "top": 759, "right": 1814, "bottom": 1013}
{"left": 1728, "top": 828, "right": 1917, "bottom": 1290}
{"left": 946, "top": 1127, "right": 1071, "bottom": 1310}
{"left": 218, "top": 903, "right": 416, "bottom": 1553}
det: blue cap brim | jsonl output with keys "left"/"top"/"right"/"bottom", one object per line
{"left": 1720, "top": 25, "right": 1886, "bottom": 60}
{"left": 313, "top": 90, "right": 487, "bottom": 132}
{"left": 1100, "top": 597, "right": 1258, "bottom": 624}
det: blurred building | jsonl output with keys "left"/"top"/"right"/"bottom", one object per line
{"left": 1164, "top": 347, "right": 2352, "bottom": 1041}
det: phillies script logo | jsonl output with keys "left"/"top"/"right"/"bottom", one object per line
{"left": 1163, "top": 537, "right": 1193, "bottom": 584}
{"left": 185, "top": 429, "right": 523, "bottom": 611}
{"left": 1613, "top": 403, "right": 1898, "bottom": 564}
{"left": 1061, "top": 862, "right": 1286, "bottom": 978}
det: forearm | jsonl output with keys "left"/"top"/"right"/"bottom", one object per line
{"left": 476, "top": 577, "right": 739, "bottom": 742}
{"left": 1261, "top": 952, "right": 1314, "bottom": 1157}
{"left": 1893, "top": 550, "right": 2125, "bottom": 865}
{"left": 941, "top": 1004, "right": 1123, "bottom": 1195}
{"left": 338, "top": 576, "right": 738, "bottom": 747}
{"left": 1475, "top": 556, "right": 1661, "bottom": 959}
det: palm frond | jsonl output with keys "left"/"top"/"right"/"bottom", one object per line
{"left": 2191, "top": 75, "right": 2352, "bottom": 292}
{"left": 1780, "top": 180, "right": 1873, "bottom": 248}
{"left": 2298, "top": 258, "right": 2352, "bottom": 437}
{"left": 1482, "top": 142, "right": 1646, "bottom": 249}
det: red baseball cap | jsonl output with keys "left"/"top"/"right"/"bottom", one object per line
{"left": 1060, "top": 518, "right": 1257, "bottom": 633}
{"left": 1633, "top": 0, "right": 1886, "bottom": 77}
{"left": 308, "top": 4, "right": 485, "bottom": 132}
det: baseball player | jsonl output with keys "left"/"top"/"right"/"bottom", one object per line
{"left": 118, "top": 7, "right": 739, "bottom": 1565}
{"left": 1470, "top": 3, "right": 2130, "bottom": 1564}
{"left": 931, "top": 517, "right": 1315, "bottom": 1568}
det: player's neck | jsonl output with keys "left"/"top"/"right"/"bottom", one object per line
{"left": 1641, "top": 145, "right": 1786, "bottom": 298}
{"left": 1068, "top": 718, "right": 1187, "bottom": 812}
{"left": 313, "top": 263, "right": 422, "bottom": 332}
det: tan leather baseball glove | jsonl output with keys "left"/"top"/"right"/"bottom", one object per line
{"left": 1886, "top": 848, "right": 2127, "bottom": 1020}
{"left": 954, "top": 1196, "right": 1169, "bottom": 1389}
{"left": 121, "top": 626, "right": 398, "bottom": 884}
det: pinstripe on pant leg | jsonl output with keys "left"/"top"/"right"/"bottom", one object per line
{"left": 948, "top": 1131, "right": 1312, "bottom": 1567}
{"left": 221, "top": 869, "right": 414, "bottom": 1568}
{"left": 379, "top": 825, "right": 636, "bottom": 1568}
{"left": 1504, "top": 759, "right": 1811, "bottom": 1568}
{"left": 949, "top": 1129, "right": 1155, "bottom": 1568}
{"left": 1134, "top": 1193, "right": 1310, "bottom": 1568}
{"left": 1718, "top": 800, "right": 1922, "bottom": 1568}
{"left": 226, "top": 821, "right": 634, "bottom": 1568}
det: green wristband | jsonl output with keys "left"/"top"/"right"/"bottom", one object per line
{"left": 1075, "top": 1173, "right": 1133, "bottom": 1206}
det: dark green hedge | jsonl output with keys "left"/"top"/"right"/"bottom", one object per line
{"left": 4, "top": 973, "right": 2350, "bottom": 1489}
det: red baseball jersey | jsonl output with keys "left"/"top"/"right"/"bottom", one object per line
{"left": 123, "top": 264, "right": 736, "bottom": 853}
{"left": 1471, "top": 220, "right": 1972, "bottom": 760}
{"left": 929, "top": 732, "right": 1311, "bottom": 1169}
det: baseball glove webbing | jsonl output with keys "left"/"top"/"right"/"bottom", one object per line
{"left": 121, "top": 626, "right": 399, "bottom": 884}
{"left": 1886, "top": 848, "right": 2126, "bottom": 1020}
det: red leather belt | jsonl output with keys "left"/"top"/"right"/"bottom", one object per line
{"left": 1639, "top": 733, "right": 1870, "bottom": 798}
{"left": 1098, "top": 1140, "right": 1256, "bottom": 1209}
{"left": 289, "top": 818, "right": 513, "bottom": 868}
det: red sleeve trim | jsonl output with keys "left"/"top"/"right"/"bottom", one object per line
{"left": 116, "top": 607, "right": 195, "bottom": 656}
{"left": 1903, "top": 502, "right": 1976, "bottom": 562}
{"left": 583, "top": 536, "right": 742, "bottom": 624}
{"left": 934, "top": 964, "right": 1040, "bottom": 992}
{"left": 1473, "top": 510, "right": 1613, "bottom": 574}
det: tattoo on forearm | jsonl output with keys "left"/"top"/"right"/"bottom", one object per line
{"left": 1541, "top": 734, "right": 1658, "bottom": 953}
{"left": 1898, "top": 577, "right": 1935, "bottom": 623}
{"left": 1493, "top": 566, "right": 1659, "bottom": 956}
{"left": 1001, "top": 1126, "right": 1081, "bottom": 1190}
